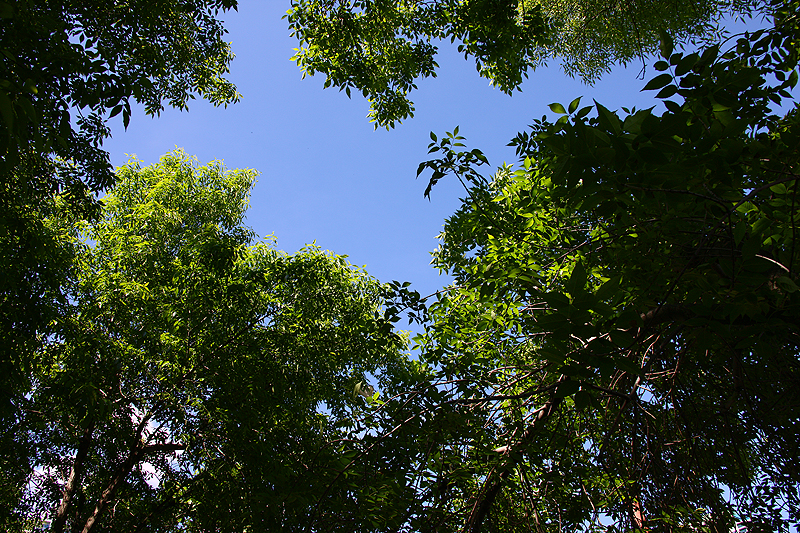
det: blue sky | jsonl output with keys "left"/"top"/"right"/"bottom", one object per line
{"left": 101, "top": 1, "right": 717, "bottom": 305}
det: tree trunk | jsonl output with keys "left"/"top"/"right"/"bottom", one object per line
{"left": 465, "top": 381, "right": 565, "bottom": 533}
{"left": 52, "top": 423, "right": 95, "bottom": 533}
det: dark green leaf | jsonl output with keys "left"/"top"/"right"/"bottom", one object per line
{"left": 573, "top": 390, "right": 592, "bottom": 410}
{"left": 595, "top": 276, "right": 621, "bottom": 301}
{"left": 663, "top": 100, "right": 682, "bottom": 113}
{"left": 788, "top": 69, "right": 798, "bottom": 88}
{"left": 594, "top": 100, "right": 622, "bottom": 134}
{"left": 554, "top": 380, "right": 580, "bottom": 398}
{"left": 566, "top": 262, "right": 587, "bottom": 295}
{"left": 642, "top": 74, "right": 673, "bottom": 91}
{"left": 610, "top": 329, "right": 635, "bottom": 348}
{"left": 0, "top": 90, "right": 13, "bottom": 129}
{"left": 656, "top": 84, "right": 678, "bottom": 99}
{"left": 659, "top": 29, "right": 674, "bottom": 59}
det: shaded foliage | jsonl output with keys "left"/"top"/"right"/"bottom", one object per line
{"left": 354, "top": 0, "right": 800, "bottom": 530}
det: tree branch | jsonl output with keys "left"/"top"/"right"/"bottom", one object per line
{"left": 52, "top": 422, "right": 95, "bottom": 533}
{"left": 81, "top": 443, "right": 144, "bottom": 533}
{"left": 80, "top": 420, "right": 184, "bottom": 533}
{"left": 464, "top": 378, "right": 566, "bottom": 533}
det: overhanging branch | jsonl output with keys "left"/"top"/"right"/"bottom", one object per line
{"left": 464, "top": 377, "right": 566, "bottom": 533}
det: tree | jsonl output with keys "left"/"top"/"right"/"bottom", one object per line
{"left": 9, "top": 151, "right": 412, "bottom": 532}
{"left": 0, "top": 0, "right": 242, "bottom": 482}
{"left": 0, "top": 0, "right": 240, "bottom": 211}
{"left": 287, "top": 0, "right": 756, "bottom": 128}
{"left": 366, "top": 0, "right": 799, "bottom": 530}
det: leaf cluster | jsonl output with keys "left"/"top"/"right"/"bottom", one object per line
{"left": 0, "top": 0, "right": 240, "bottom": 210}
{"left": 9, "top": 151, "right": 413, "bottom": 532}
{"left": 401, "top": 1, "right": 800, "bottom": 529}
{"left": 286, "top": 0, "right": 757, "bottom": 128}
{"left": 1, "top": 3, "right": 242, "bottom": 500}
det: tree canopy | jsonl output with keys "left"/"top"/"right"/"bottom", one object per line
{"left": 7, "top": 151, "right": 415, "bottom": 532}
{"left": 287, "top": 0, "right": 756, "bottom": 128}
{"left": 0, "top": 0, "right": 242, "bottom": 463}
{"left": 376, "top": 0, "right": 799, "bottom": 529}
{"left": 6, "top": 0, "right": 800, "bottom": 531}
{"left": 0, "top": 0, "right": 240, "bottom": 209}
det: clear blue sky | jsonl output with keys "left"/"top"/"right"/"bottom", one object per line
{"left": 101, "top": 1, "right": 722, "bottom": 305}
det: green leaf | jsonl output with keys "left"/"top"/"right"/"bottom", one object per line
{"left": 769, "top": 183, "right": 787, "bottom": 194}
{"left": 594, "top": 100, "right": 622, "bottom": 134}
{"left": 663, "top": 100, "right": 682, "bottom": 113}
{"left": 22, "top": 78, "right": 37, "bottom": 95}
{"left": 554, "top": 380, "right": 580, "bottom": 398}
{"left": 0, "top": 89, "right": 13, "bottom": 129}
{"left": 549, "top": 102, "right": 567, "bottom": 114}
{"left": 659, "top": 29, "right": 674, "bottom": 59}
{"left": 675, "top": 53, "right": 699, "bottom": 76}
{"left": 733, "top": 219, "right": 748, "bottom": 245}
{"left": 595, "top": 276, "right": 621, "bottom": 301}
{"left": 576, "top": 106, "right": 592, "bottom": 119}
{"left": 573, "top": 390, "right": 592, "bottom": 411}
{"left": 566, "top": 262, "right": 587, "bottom": 295}
{"left": 610, "top": 329, "right": 635, "bottom": 348}
{"left": 642, "top": 74, "right": 673, "bottom": 91}
{"left": 539, "top": 347, "right": 567, "bottom": 364}
{"left": 776, "top": 276, "right": 799, "bottom": 293}
{"left": 656, "top": 84, "right": 678, "bottom": 99}
{"left": 637, "top": 145, "right": 669, "bottom": 164}
{"left": 479, "top": 282, "right": 496, "bottom": 299}
{"left": 568, "top": 97, "right": 582, "bottom": 114}
{"left": 542, "top": 291, "right": 571, "bottom": 312}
